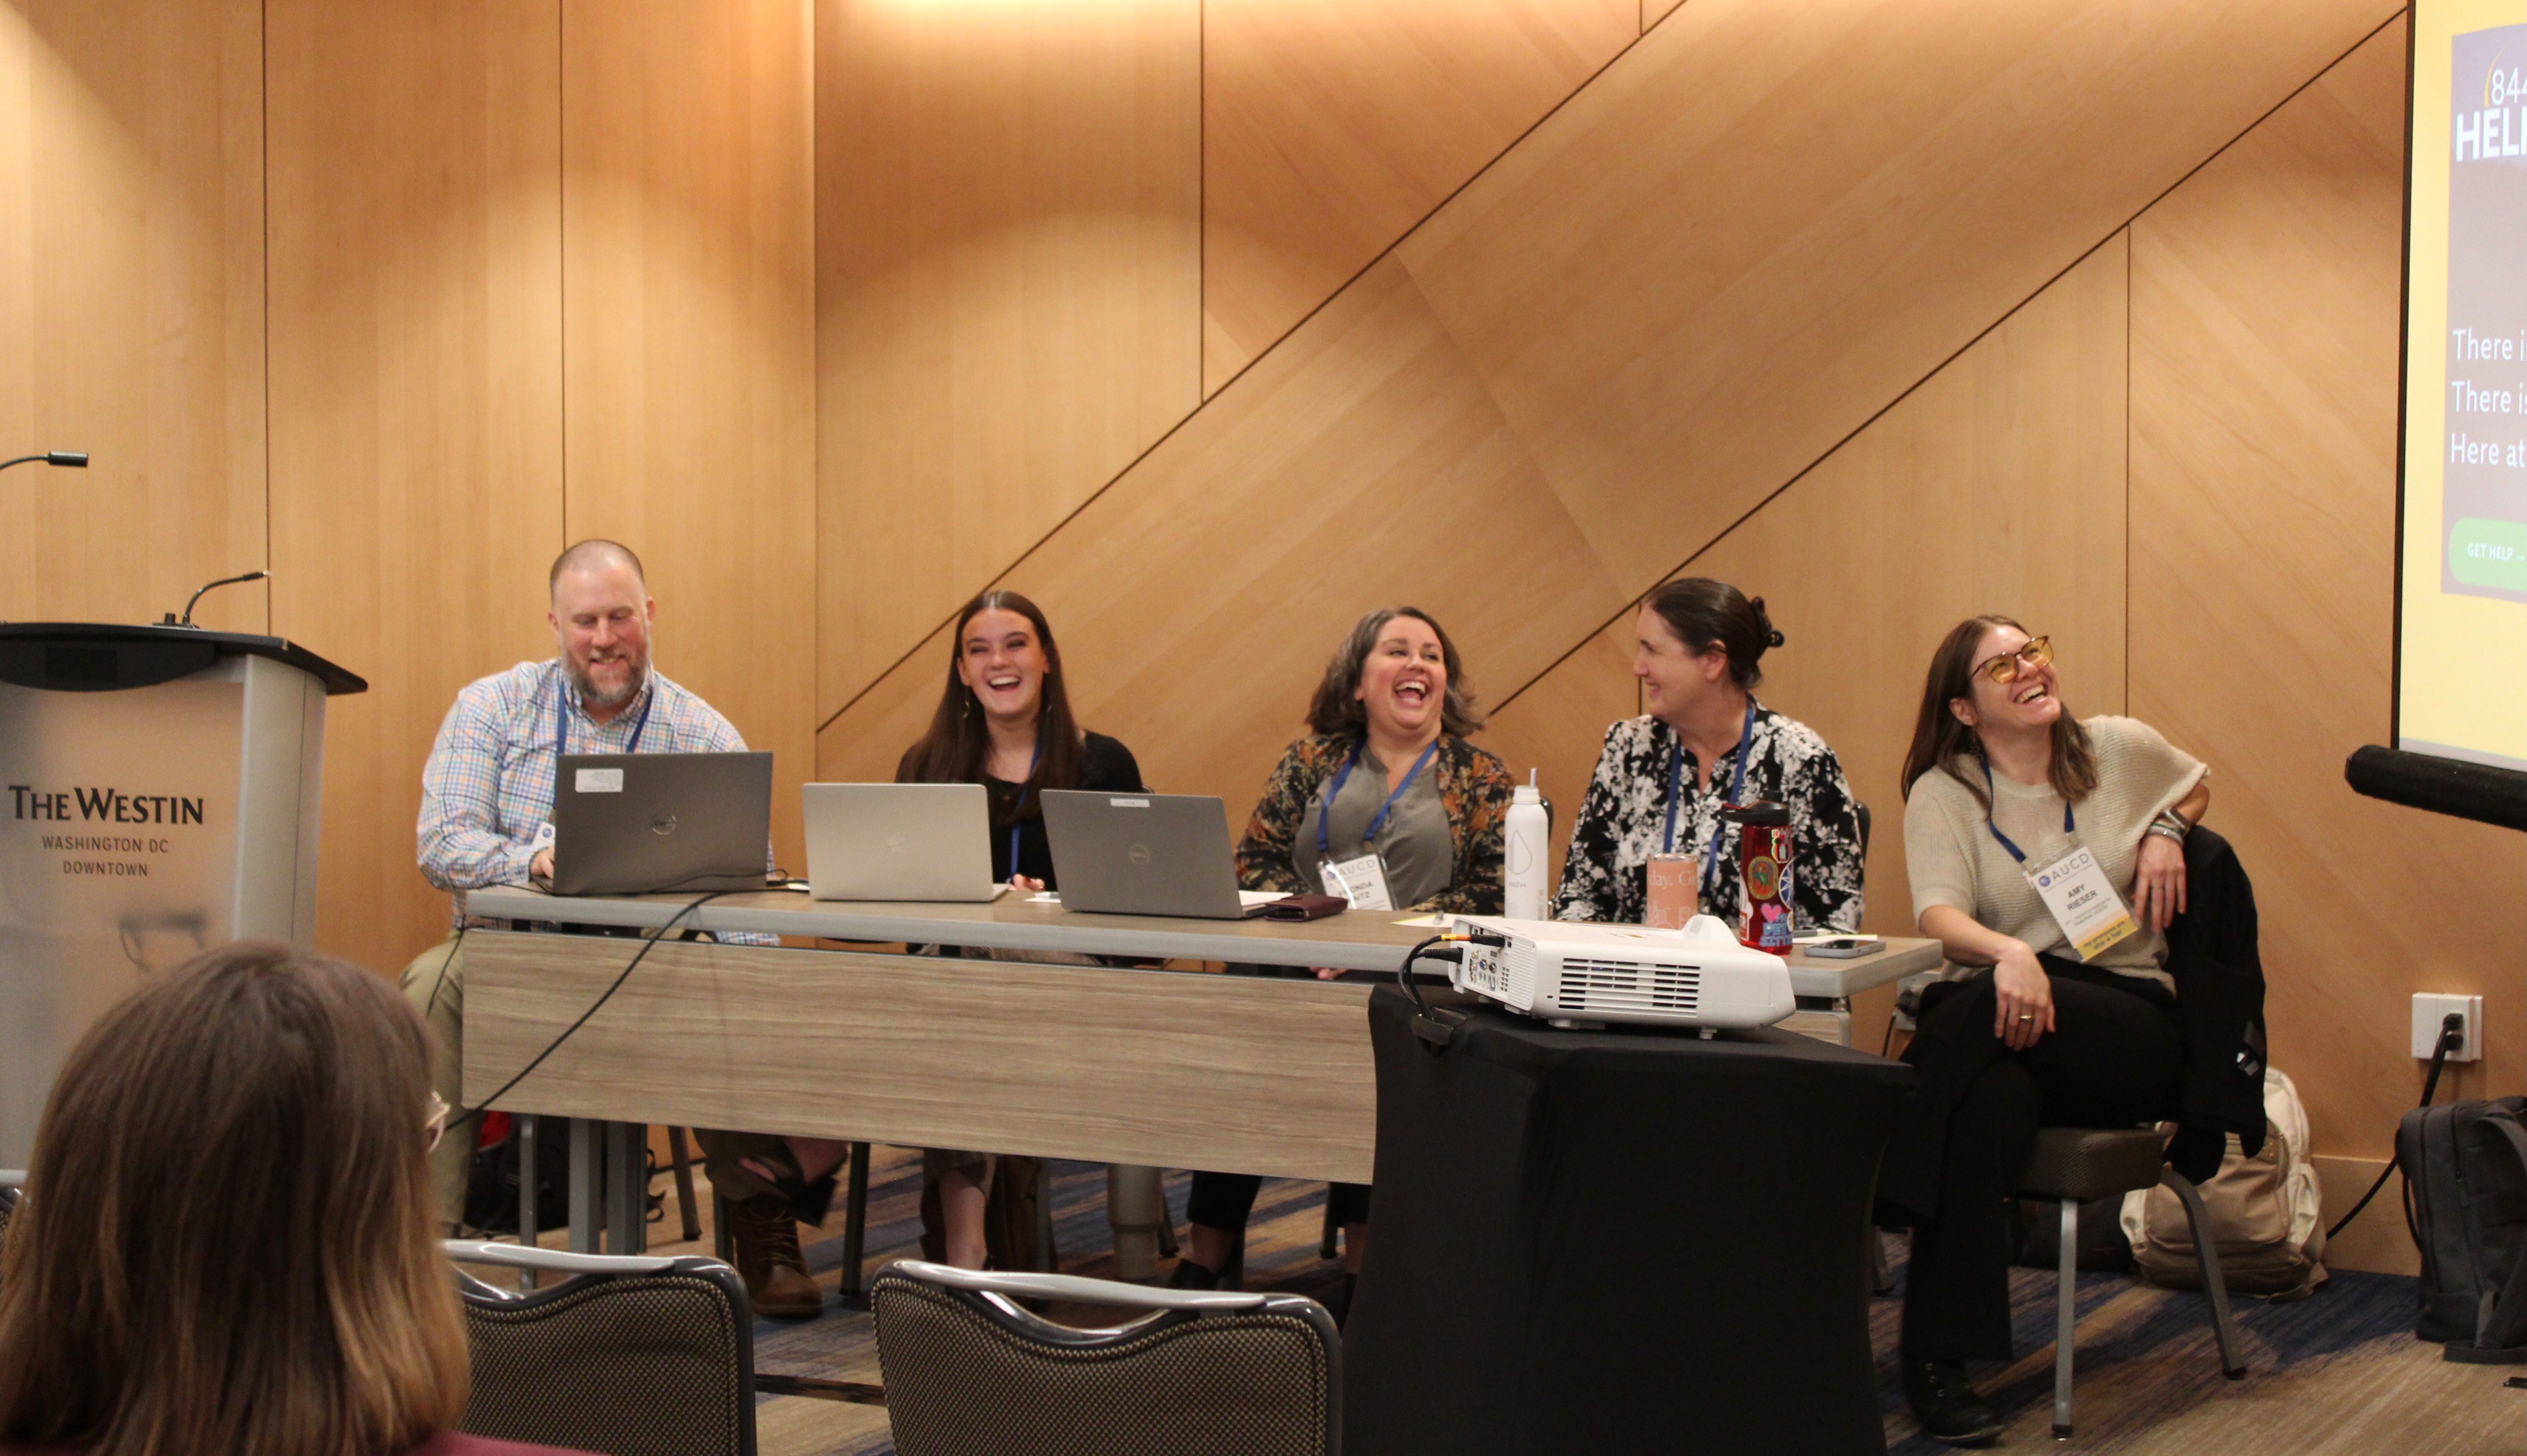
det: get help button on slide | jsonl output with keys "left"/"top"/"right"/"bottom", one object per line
{"left": 2448, "top": 517, "right": 2527, "bottom": 592}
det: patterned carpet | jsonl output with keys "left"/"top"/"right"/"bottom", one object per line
{"left": 604, "top": 1145, "right": 2521, "bottom": 1455}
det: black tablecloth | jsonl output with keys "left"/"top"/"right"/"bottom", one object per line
{"left": 1343, "top": 985, "right": 1915, "bottom": 1456}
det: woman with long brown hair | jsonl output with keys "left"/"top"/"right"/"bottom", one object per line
{"left": 1170, "top": 606, "right": 1514, "bottom": 1315}
{"left": 0, "top": 940, "right": 590, "bottom": 1456}
{"left": 1881, "top": 617, "right": 2210, "bottom": 1446}
{"left": 897, "top": 588, "right": 1145, "bottom": 1269}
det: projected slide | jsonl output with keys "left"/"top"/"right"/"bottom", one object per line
{"left": 2400, "top": 2, "right": 2527, "bottom": 770}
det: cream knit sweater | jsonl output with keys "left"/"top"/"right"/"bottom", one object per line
{"left": 1903, "top": 716, "right": 2206, "bottom": 988}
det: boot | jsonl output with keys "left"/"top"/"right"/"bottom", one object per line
{"left": 1903, "top": 1357, "right": 2004, "bottom": 1447}
{"left": 725, "top": 1193, "right": 822, "bottom": 1321}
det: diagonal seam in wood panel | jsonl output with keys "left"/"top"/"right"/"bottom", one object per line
{"left": 1477, "top": 4, "right": 2407, "bottom": 721}
{"left": 818, "top": 8, "right": 1653, "bottom": 736}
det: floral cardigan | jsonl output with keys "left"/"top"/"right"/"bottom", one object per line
{"left": 1234, "top": 732, "right": 1515, "bottom": 915}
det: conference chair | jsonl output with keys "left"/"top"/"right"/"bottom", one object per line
{"left": 445, "top": 1240, "right": 756, "bottom": 1456}
{"left": 872, "top": 1258, "right": 1340, "bottom": 1456}
{"left": 2012, "top": 1130, "right": 2244, "bottom": 1440}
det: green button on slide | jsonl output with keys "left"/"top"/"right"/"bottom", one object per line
{"left": 2450, "top": 518, "right": 2527, "bottom": 590}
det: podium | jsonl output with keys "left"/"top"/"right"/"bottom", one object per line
{"left": 0, "top": 624, "right": 364, "bottom": 1164}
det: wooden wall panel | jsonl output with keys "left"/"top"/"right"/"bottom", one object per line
{"left": 820, "top": 256, "right": 1634, "bottom": 813}
{"left": 1200, "top": 0, "right": 1636, "bottom": 394}
{"left": 2130, "top": 19, "right": 2517, "bottom": 1158}
{"left": 564, "top": 0, "right": 816, "bottom": 877}
{"left": 1396, "top": 0, "right": 2395, "bottom": 597}
{"left": 817, "top": 0, "right": 1199, "bottom": 720}
{"left": 1691, "top": 235, "right": 2130, "bottom": 943}
{"left": 822, "top": 0, "right": 2389, "bottom": 873}
{"left": 266, "top": 0, "right": 564, "bottom": 974}
{"left": 0, "top": 0, "right": 266, "bottom": 633}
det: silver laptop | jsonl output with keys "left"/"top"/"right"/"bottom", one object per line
{"left": 1040, "top": 790, "right": 1282, "bottom": 920}
{"left": 803, "top": 783, "right": 1007, "bottom": 902}
{"left": 550, "top": 752, "right": 771, "bottom": 897}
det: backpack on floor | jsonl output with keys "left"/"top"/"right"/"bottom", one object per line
{"left": 2120, "top": 1066, "right": 2326, "bottom": 1300}
{"left": 2398, "top": 1095, "right": 2527, "bottom": 1362}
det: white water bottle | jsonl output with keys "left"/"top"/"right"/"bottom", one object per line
{"left": 1504, "top": 770, "right": 1548, "bottom": 920}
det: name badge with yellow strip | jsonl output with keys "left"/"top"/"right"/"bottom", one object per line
{"left": 2025, "top": 842, "right": 2139, "bottom": 961}
{"left": 1977, "top": 761, "right": 2139, "bottom": 964}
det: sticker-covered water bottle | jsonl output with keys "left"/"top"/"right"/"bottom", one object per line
{"left": 1719, "top": 799, "right": 1793, "bottom": 956}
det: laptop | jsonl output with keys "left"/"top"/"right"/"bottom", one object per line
{"left": 802, "top": 782, "right": 1008, "bottom": 902}
{"left": 1040, "top": 789, "right": 1285, "bottom": 920}
{"left": 549, "top": 751, "right": 772, "bottom": 897}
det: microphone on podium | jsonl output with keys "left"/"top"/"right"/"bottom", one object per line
{"left": 164, "top": 570, "right": 271, "bottom": 628}
{"left": 0, "top": 451, "right": 88, "bottom": 473}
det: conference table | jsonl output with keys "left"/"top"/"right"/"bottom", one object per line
{"left": 459, "top": 884, "right": 1940, "bottom": 1262}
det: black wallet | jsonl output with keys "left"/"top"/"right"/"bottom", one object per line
{"left": 1262, "top": 893, "right": 1349, "bottom": 921}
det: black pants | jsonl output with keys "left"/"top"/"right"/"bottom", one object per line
{"left": 1881, "top": 961, "right": 2182, "bottom": 1361}
{"left": 1186, "top": 1172, "right": 1370, "bottom": 1235}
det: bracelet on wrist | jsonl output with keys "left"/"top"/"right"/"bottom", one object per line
{"left": 2145, "top": 822, "right": 2186, "bottom": 844}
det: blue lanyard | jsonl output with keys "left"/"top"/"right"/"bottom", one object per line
{"left": 1005, "top": 732, "right": 1044, "bottom": 878}
{"left": 550, "top": 662, "right": 652, "bottom": 808}
{"left": 1664, "top": 697, "right": 1756, "bottom": 902}
{"left": 1978, "top": 758, "right": 2073, "bottom": 864}
{"left": 1317, "top": 740, "right": 1441, "bottom": 857}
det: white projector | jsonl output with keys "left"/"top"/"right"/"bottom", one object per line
{"left": 1446, "top": 914, "right": 1796, "bottom": 1030}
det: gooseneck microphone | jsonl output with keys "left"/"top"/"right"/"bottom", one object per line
{"left": 0, "top": 452, "right": 88, "bottom": 473}
{"left": 164, "top": 570, "right": 271, "bottom": 628}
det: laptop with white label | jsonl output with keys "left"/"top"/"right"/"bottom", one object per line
{"left": 1040, "top": 790, "right": 1281, "bottom": 920}
{"left": 802, "top": 782, "right": 1007, "bottom": 902}
{"left": 550, "top": 751, "right": 772, "bottom": 897}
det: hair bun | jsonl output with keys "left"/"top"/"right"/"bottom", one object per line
{"left": 1747, "top": 596, "right": 1784, "bottom": 653}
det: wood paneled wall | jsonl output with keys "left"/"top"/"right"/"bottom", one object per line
{"left": 2129, "top": 19, "right": 2523, "bottom": 1149}
{"left": 0, "top": 0, "right": 266, "bottom": 634}
{"left": 265, "top": 0, "right": 565, "bottom": 972}
{"left": 816, "top": 0, "right": 1200, "bottom": 720}
{"left": 818, "top": 0, "right": 2390, "bottom": 806}
{"left": 563, "top": 0, "right": 816, "bottom": 874}
{"left": 1200, "top": 0, "right": 1635, "bottom": 394}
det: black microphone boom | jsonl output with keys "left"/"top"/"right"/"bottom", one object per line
{"left": 2345, "top": 744, "right": 2527, "bottom": 833}
{"left": 0, "top": 451, "right": 88, "bottom": 474}
{"left": 171, "top": 570, "right": 271, "bottom": 628}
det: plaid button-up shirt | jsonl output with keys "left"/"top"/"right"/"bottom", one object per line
{"left": 418, "top": 659, "right": 765, "bottom": 927}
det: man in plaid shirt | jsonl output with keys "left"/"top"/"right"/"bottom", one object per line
{"left": 399, "top": 539, "right": 840, "bottom": 1320}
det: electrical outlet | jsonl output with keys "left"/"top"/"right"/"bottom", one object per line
{"left": 2412, "top": 993, "right": 2484, "bottom": 1063}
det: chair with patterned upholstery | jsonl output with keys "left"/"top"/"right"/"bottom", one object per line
{"left": 2014, "top": 1128, "right": 2245, "bottom": 1440}
{"left": 445, "top": 1240, "right": 756, "bottom": 1456}
{"left": 872, "top": 1258, "right": 1339, "bottom": 1456}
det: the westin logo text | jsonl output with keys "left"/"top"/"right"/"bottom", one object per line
{"left": 8, "top": 785, "right": 206, "bottom": 826}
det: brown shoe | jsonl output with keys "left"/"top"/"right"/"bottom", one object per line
{"left": 726, "top": 1193, "right": 822, "bottom": 1321}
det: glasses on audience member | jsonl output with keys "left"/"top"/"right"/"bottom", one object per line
{"left": 424, "top": 1090, "right": 451, "bottom": 1152}
{"left": 1972, "top": 635, "right": 2052, "bottom": 685}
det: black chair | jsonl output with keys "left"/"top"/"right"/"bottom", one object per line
{"left": 445, "top": 1240, "right": 756, "bottom": 1456}
{"left": 2013, "top": 1129, "right": 2243, "bottom": 1440}
{"left": 872, "top": 1258, "right": 1340, "bottom": 1456}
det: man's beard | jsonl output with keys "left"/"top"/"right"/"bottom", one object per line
{"left": 565, "top": 648, "right": 648, "bottom": 710}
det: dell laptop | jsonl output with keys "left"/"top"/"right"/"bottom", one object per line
{"left": 802, "top": 782, "right": 1007, "bottom": 902}
{"left": 1040, "top": 789, "right": 1283, "bottom": 920}
{"left": 549, "top": 751, "right": 772, "bottom": 897}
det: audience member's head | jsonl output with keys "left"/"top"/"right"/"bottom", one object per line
{"left": 0, "top": 940, "right": 470, "bottom": 1456}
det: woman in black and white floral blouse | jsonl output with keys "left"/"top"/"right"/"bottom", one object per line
{"left": 1552, "top": 579, "right": 1866, "bottom": 933}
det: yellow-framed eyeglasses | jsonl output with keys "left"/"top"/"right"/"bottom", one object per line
{"left": 1972, "top": 635, "right": 2052, "bottom": 685}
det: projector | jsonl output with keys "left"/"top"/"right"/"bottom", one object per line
{"left": 1446, "top": 914, "right": 1795, "bottom": 1030}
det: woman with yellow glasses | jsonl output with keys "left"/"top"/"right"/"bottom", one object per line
{"left": 1879, "top": 617, "right": 2210, "bottom": 1447}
